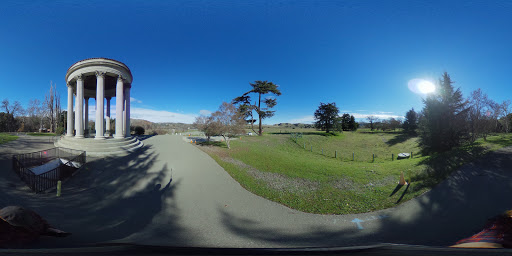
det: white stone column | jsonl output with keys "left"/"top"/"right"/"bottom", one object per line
{"left": 95, "top": 71, "right": 106, "bottom": 139}
{"left": 75, "top": 75, "right": 84, "bottom": 138}
{"left": 125, "top": 86, "right": 131, "bottom": 137}
{"left": 106, "top": 97, "right": 111, "bottom": 137}
{"left": 66, "top": 85, "right": 74, "bottom": 137}
{"left": 115, "top": 76, "right": 124, "bottom": 138}
{"left": 84, "top": 97, "right": 89, "bottom": 136}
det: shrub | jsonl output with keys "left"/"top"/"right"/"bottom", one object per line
{"left": 134, "top": 126, "right": 145, "bottom": 135}
{"left": 55, "top": 126, "right": 65, "bottom": 135}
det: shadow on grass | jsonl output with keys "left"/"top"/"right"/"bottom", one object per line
{"left": 396, "top": 184, "right": 410, "bottom": 204}
{"left": 386, "top": 133, "right": 416, "bottom": 146}
{"left": 197, "top": 140, "right": 228, "bottom": 148}
{"left": 410, "top": 143, "right": 488, "bottom": 193}
{"left": 359, "top": 130, "right": 402, "bottom": 135}
{"left": 389, "top": 184, "right": 404, "bottom": 197}
{"left": 268, "top": 131, "right": 343, "bottom": 137}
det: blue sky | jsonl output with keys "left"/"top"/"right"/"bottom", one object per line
{"left": 1, "top": 0, "right": 511, "bottom": 124}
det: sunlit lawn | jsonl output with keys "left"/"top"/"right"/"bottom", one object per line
{"left": 199, "top": 130, "right": 512, "bottom": 214}
{"left": 0, "top": 133, "right": 18, "bottom": 145}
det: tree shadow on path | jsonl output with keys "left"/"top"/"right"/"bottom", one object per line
{"left": 0, "top": 141, "right": 189, "bottom": 248}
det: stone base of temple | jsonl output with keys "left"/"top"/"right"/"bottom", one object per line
{"left": 54, "top": 136, "right": 143, "bottom": 157}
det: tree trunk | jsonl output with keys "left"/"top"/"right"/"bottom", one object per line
{"left": 258, "top": 93, "right": 262, "bottom": 136}
{"left": 223, "top": 135, "right": 230, "bottom": 149}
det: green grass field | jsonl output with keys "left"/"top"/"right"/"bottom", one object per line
{"left": 198, "top": 129, "right": 512, "bottom": 214}
{"left": 0, "top": 133, "right": 18, "bottom": 145}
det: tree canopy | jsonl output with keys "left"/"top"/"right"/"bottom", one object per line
{"left": 232, "top": 80, "right": 281, "bottom": 136}
{"left": 314, "top": 102, "right": 340, "bottom": 133}
{"left": 402, "top": 108, "right": 418, "bottom": 134}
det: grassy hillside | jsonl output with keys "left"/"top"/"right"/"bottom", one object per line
{"left": 198, "top": 130, "right": 512, "bottom": 214}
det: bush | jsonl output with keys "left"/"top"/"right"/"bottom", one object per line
{"left": 134, "top": 126, "right": 145, "bottom": 135}
{"left": 55, "top": 126, "right": 65, "bottom": 135}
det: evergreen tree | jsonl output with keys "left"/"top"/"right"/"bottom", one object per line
{"left": 341, "top": 113, "right": 351, "bottom": 131}
{"left": 314, "top": 102, "right": 340, "bottom": 133}
{"left": 232, "top": 80, "right": 281, "bottom": 136}
{"left": 419, "top": 72, "right": 470, "bottom": 153}
{"left": 402, "top": 108, "right": 418, "bottom": 134}
{"left": 348, "top": 115, "right": 358, "bottom": 131}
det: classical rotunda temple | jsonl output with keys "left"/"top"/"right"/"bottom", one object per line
{"left": 55, "top": 58, "right": 143, "bottom": 156}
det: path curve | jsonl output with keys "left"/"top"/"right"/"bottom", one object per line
{"left": 1, "top": 134, "right": 512, "bottom": 248}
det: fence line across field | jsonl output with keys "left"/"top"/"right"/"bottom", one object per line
{"left": 290, "top": 133, "right": 415, "bottom": 163}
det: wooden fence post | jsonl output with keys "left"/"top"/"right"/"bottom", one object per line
{"left": 335, "top": 150, "right": 337, "bottom": 158}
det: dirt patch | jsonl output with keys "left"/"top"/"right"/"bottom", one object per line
{"left": 198, "top": 144, "right": 364, "bottom": 193}
{"left": 221, "top": 157, "right": 321, "bottom": 193}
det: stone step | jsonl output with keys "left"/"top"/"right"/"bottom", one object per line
{"left": 57, "top": 138, "right": 138, "bottom": 147}
{"left": 59, "top": 136, "right": 138, "bottom": 145}
{"left": 54, "top": 137, "right": 143, "bottom": 157}
{"left": 55, "top": 141, "right": 142, "bottom": 153}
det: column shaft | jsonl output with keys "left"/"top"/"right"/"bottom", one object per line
{"left": 75, "top": 76, "right": 84, "bottom": 138}
{"left": 95, "top": 72, "right": 105, "bottom": 139}
{"left": 125, "top": 87, "right": 131, "bottom": 137}
{"left": 115, "top": 76, "right": 124, "bottom": 138}
{"left": 66, "top": 85, "right": 74, "bottom": 137}
{"left": 106, "top": 97, "right": 111, "bottom": 136}
{"left": 84, "top": 97, "right": 89, "bottom": 136}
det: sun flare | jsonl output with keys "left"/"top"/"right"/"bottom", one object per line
{"left": 408, "top": 78, "right": 436, "bottom": 95}
{"left": 417, "top": 80, "right": 436, "bottom": 94}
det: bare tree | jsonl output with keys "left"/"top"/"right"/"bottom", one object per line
{"left": 488, "top": 100, "right": 503, "bottom": 132}
{"left": 194, "top": 115, "right": 218, "bottom": 142}
{"left": 502, "top": 100, "right": 511, "bottom": 133}
{"left": 1, "top": 98, "right": 23, "bottom": 116}
{"left": 211, "top": 102, "right": 245, "bottom": 149}
{"left": 366, "top": 115, "right": 378, "bottom": 131}
{"left": 468, "top": 88, "right": 494, "bottom": 141}
{"left": 43, "top": 81, "right": 61, "bottom": 133}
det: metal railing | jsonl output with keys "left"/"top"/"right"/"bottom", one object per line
{"left": 12, "top": 147, "right": 86, "bottom": 193}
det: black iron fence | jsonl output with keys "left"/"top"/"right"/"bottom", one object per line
{"left": 12, "top": 147, "right": 86, "bottom": 193}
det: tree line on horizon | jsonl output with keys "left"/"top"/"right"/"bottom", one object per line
{"left": 0, "top": 82, "right": 63, "bottom": 133}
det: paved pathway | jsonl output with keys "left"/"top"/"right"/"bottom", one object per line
{"left": 1, "top": 134, "right": 512, "bottom": 248}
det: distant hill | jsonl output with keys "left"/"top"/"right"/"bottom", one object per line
{"left": 131, "top": 119, "right": 194, "bottom": 134}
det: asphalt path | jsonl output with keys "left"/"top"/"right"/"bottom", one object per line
{"left": 1, "top": 134, "right": 512, "bottom": 248}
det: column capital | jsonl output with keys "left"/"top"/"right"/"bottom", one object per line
{"left": 96, "top": 71, "right": 106, "bottom": 78}
{"left": 106, "top": 96, "right": 112, "bottom": 101}
{"left": 76, "top": 74, "right": 83, "bottom": 81}
{"left": 117, "top": 75, "right": 124, "bottom": 82}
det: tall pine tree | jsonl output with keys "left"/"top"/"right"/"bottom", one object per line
{"left": 419, "top": 72, "right": 469, "bottom": 153}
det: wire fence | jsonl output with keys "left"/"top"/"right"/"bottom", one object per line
{"left": 290, "top": 133, "right": 416, "bottom": 163}
{"left": 12, "top": 147, "right": 86, "bottom": 193}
